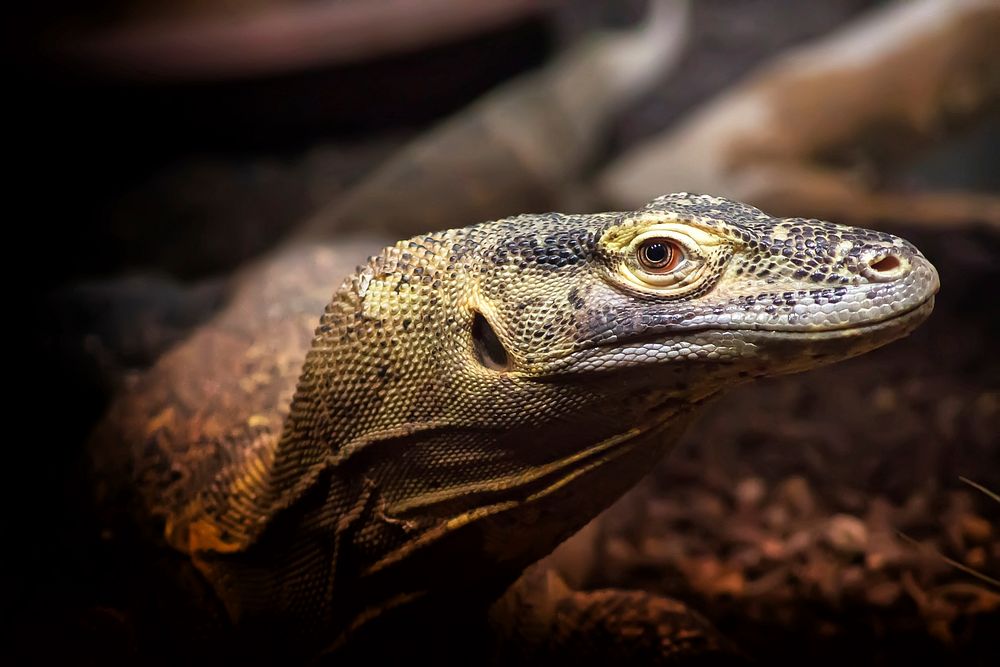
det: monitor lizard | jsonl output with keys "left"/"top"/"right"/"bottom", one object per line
{"left": 89, "top": 193, "right": 938, "bottom": 664}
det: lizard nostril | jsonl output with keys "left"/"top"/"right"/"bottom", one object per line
{"left": 861, "top": 250, "right": 908, "bottom": 282}
{"left": 869, "top": 254, "right": 900, "bottom": 273}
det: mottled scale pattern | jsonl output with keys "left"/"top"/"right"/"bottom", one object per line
{"left": 102, "top": 194, "right": 938, "bottom": 658}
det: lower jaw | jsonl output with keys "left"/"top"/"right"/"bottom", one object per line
{"left": 745, "top": 295, "right": 936, "bottom": 343}
{"left": 730, "top": 297, "right": 936, "bottom": 377}
{"left": 553, "top": 297, "right": 935, "bottom": 376}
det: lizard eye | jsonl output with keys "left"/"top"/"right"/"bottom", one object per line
{"left": 637, "top": 239, "right": 684, "bottom": 273}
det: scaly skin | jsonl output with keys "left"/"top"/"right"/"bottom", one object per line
{"left": 92, "top": 193, "right": 938, "bottom": 662}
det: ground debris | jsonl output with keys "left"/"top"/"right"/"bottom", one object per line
{"left": 575, "top": 300, "right": 1000, "bottom": 664}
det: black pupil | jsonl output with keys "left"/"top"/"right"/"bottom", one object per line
{"left": 644, "top": 242, "right": 669, "bottom": 265}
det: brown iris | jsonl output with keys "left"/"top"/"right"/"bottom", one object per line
{"left": 637, "top": 239, "right": 683, "bottom": 272}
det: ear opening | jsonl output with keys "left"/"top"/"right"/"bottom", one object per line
{"left": 472, "top": 311, "right": 510, "bottom": 371}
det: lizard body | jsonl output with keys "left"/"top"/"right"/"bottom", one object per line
{"left": 92, "top": 193, "right": 938, "bottom": 662}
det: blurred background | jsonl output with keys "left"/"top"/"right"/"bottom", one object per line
{"left": 11, "top": 0, "right": 999, "bottom": 664}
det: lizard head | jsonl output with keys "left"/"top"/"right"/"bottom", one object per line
{"left": 489, "top": 193, "right": 940, "bottom": 386}
{"left": 412, "top": 192, "right": 939, "bottom": 473}
{"left": 280, "top": 193, "right": 937, "bottom": 621}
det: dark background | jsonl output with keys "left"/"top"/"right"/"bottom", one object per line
{"left": 9, "top": 0, "right": 999, "bottom": 664}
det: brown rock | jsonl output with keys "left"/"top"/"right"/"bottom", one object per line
{"left": 761, "top": 538, "right": 787, "bottom": 561}
{"left": 641, "top": 536, "right": 685, "bottom": 563}
{"left": 824, "top": 514, "right": 869, "bottom": 555}
{"left": 959, "top": 514, "right": 992, "bottom": 543}
{"left": 965, "top": 546, "right": 987, "bottom": 569}
{"left": 691, "top": 490, "right": 727, "bottom": 521}
{"left": 865, "top": 529, "right": 908, "bottom": 571}
{"left": 865, "top": 580, "right": 902, "bottom": 607}
{"left": 839, "top": 565, "right": 865, "bottom": 592}
{"left": 735, "top": 476, "right": 767, "bottom": 509}
{"left": 763, "top": 504, "right": 791, "bottom": 531}
{"left": 686, "top": 556, "right": 747, "bottom": 598}
{"left": 778, "top": 475, "right": 816, "bottom": 517}
{"left": 786, "top": 530, "right": 813, "bottom": 556}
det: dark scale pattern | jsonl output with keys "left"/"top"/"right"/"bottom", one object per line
{"left": 119, "top": 193, "right": 938, "bottom": 657}
{"left": 500, "top": 227, "right": 593, "bottom": 270}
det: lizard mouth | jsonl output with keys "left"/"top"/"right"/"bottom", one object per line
{"left": 711, "top": 292, "right": 936, "bottom": 338}
{"left": 546, "top": 293, "right": 936, "bottom": 375}
{"left": 733, "top": 293, "right": 935, "bottom": 340}
{"left": 600, "top": 292, "right": 936, "bottom": 347}
{"left": 703, "top": 293, "right": 933, "bottom": 343}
